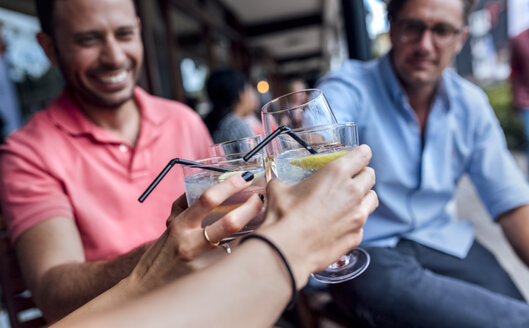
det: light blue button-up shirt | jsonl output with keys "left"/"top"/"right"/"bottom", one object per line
{"left": 318, "top": 54, "right": 529, "bottom": 258}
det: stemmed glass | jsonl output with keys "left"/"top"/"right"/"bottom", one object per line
{"left": 261, "top": 89, "right": 337, "bottom": 136}
{"left": 268, "top": 122, "right": 370, "bottom": 283}
{"left": 261, "top": 88, "right": 369, "bottom": 283}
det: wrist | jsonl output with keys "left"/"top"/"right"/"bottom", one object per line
{"left": 252, "top": 223, "right": 312, "bottom": 290}
{"left": 239, "top": 233, "right": 298, "bottom": 310}
{"left": 120, "top": 272, "right": 150, "bottom": 298}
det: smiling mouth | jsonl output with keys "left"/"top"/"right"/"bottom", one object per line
{"left": 97, "top": 71, "right": 128, "bottom": 84}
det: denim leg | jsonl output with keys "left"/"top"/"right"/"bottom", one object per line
{"left": 329, "top": 241, "right": 529, "bottom": 328}
{"left": 413, "top": 240, "right": 525, "bottom": 301}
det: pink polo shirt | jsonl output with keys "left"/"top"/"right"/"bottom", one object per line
{"left": 0, "top": 87, "right": 212, "bottom": 260}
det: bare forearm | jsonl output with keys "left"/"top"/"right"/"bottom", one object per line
{"left": 499, "top": 205, "right": 529, "bottom": 267}
{"left": 503, "top": 229, "right": 529, "bottom": 267}
{"left": 36, "top": 243, "right": 149, "bottom": 322}
{"left": 53, "top": 240, "right": 292, "bottom": 328}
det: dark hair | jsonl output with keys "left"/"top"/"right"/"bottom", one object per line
{"left": 35, "top": 0, "right": 138, "bottom": 36}
{"left": 204, "top": 69, "right": 247, "bottom": 135}
{"left": 386, "top": 0, "right": 477, "bottom": 24}
{"left": 35, "top": 0, "right": 55, "bottom": 36}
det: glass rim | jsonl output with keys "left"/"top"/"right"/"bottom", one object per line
{"left": 182, "top": 154, "right": 264, "bottom": 169}
{"left": 211, "top": 134, "right": 264, "bottom": 147}
{"left": 286, "top": 122, "right": 358, "bottom": 134}
{"left": 261, "top": 88, "right": 323, "bottom": 114}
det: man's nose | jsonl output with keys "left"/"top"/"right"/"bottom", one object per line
{"left": 417, "top": 28, "right": 436, "bottom": 51}
{"left": 100, "top": 37, "right": 126, "bottom": 67}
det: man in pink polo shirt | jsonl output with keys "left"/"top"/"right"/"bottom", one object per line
{"left": 0, "top": 0, "right": 225, "bottom": 321}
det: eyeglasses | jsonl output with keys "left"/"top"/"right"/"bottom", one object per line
{"left": 394, "top": 19, "right": 464, "bottom": 46}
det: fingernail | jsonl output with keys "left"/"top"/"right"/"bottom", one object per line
{"left": 358, "top": 144, "right": 370, "bottom": 153}
{"left": 242, "top": 171, "right": 254, "bottom": 182}
{"left": 258, "top": 193, "right": 265, "bottom": 203}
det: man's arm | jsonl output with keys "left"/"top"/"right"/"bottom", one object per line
{"left": 498, "top": 204, "right": 529, "bottom": 267}
{"left": 16, "top": 217, "right": 149, "bottom": 322}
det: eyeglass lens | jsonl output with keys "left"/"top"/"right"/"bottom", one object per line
{"left": 397, "top": 19, "right": 461, "bottom": 45}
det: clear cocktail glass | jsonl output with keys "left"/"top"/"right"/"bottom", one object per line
{"left": 182, "top": 154, "right": 267, "bottom": 245}
{"left": 261, "top": 89, "right": 337, "bottom": 136}
{"left": 269, "top": 122, "right": 370, "bottom": 283}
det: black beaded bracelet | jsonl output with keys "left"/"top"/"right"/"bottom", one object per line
{"left": 239, "top": 234, "right": 297, "bottom": 310}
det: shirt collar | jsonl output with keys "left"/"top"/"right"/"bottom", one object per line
{"left": 133, "top": 87, "right": 169, "bottom": 125}
{"left": 378, "top": 52, "right": 453, "bottom": 114}
{"left": 435, "top": 74, "right": 450, "bottom": 111}
{"left": 438, "top": 69, "right": 454, "bottom": 111}
{"left": 378, "top": 52, "right": 407, "bottom": 105}
{"left": 48, "top": 86, "right": 169, "bottom": 142}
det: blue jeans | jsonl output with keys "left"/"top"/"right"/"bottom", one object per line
{"left": 330, "top": 240, "right": 529, "bottom": 328}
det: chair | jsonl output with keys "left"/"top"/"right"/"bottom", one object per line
{"left": 0, "top": 215, "right": 47, "bottom": 328}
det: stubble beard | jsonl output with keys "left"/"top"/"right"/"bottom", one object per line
{"left": 55, "top": 48, "right": 139, "bottom": 111}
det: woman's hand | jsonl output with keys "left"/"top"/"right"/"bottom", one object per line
{"left": 261, "top": 144, "right": 378, "bottom": 288}
{"left": 126, "top": 172, "right": 264, "bottom": 295}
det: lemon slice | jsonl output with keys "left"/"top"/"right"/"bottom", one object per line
{"left": 217, "top": 171, "right": 239, "bottom": 182}
{"left": 217, "top": 170, "right": 265, "bottom": 182}
{"left": 289, "top": 150, "right": 349, "bottom": 170}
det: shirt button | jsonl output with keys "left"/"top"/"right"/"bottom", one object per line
{"left": 119, "top": 144, "right": 128, "bottom": 153}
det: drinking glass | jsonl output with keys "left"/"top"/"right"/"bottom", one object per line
{"left": 268, "top": 122, "right": 370, "bottom": 283}
{"left": 182, "top": 155, "right": 267, "bottom": 243}
{"left": 211, "top": 135, "right": 264, "bottom": 158}
{"left": 261, "top": 89, "right": 337, "bottom": 135}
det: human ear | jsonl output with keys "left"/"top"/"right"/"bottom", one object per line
{"left": 454, "top": 27, "right": 469, "bottom": 53}
{"left": 136, "top": 17, "right": 142, "bottom": 33}
{"left": 36, "top": 32, "right": 59, "bottom": 66}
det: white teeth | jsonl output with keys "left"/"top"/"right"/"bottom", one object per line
{"left": 99, "top": 71, "right": 127, "bottom": 83}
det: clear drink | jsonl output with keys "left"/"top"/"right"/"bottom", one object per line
{"left": 184, "top": 168, "right": 266, "bottom": 241}
{"left": 266, "top": 122, "right": 369, "bottom": 283}
{"left": 182, "top": 156, "right": 267, "bottom": 242}
{"left": 274, "top": 146, "right": 353, "bottom": 185}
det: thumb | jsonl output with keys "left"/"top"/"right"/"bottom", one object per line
{"left": 166, "top": 193, "right": 189, "bottom": 227}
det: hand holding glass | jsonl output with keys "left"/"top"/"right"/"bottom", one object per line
{"left": 182, "top": 155, "right": 267, "bottom": 243}
{"left": 269, "top": 123, "right": 370, "bottom": 283}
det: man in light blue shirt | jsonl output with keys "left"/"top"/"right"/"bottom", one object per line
{"left": 318, "top": 0, "right": 529, "bottom": 326}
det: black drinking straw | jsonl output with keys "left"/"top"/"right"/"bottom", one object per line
{"left": 138, "top": 158, "right": 233, "bottom": 203}
{"left": 243, "top": 126, "right": 318, "bottom": 162}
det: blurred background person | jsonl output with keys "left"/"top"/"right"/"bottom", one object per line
{"left": 244, "top": 99, "right": 264, "bottom": 136}
{"left": 287, "top": 79, "right": 309, "bottom": 106}
{"left": 0, "top": 21, "right": 22, "bottom": 142}
{"left": 204, "top": 69, "right": 258, "bottom": 143}
{"left": 511, "top": 27, "right": 529, "bottom": 173}
{"left": 276, "top": 79, "right": 310, "bottom": 128}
